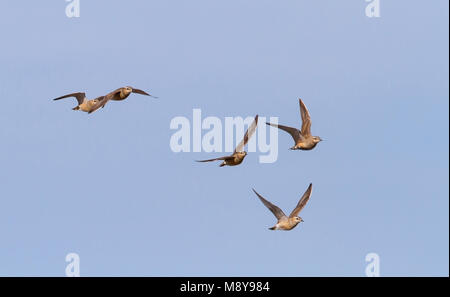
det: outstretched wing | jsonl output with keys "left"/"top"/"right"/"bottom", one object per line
{"left": 299, "top": 99, "right": 312, "bottom": 136}
{"left": 234, "top": 115, "right": 258, "bottom": 153}
{"left": 87, "top": 89, "right": 122, "bottom": 114}
{"left": 196, "top": 155, "right": 231, "bottom": 163}
{"left": 289, "top": 183, "right": 313, "bottom": 218}
{"left": 53, "top": 92, "right": 86, "bottom": 105}
{"left": 131, "top": 87, "right": 158, "bottom": 98}
{"left": 266, "top": 122, "right": 302, "bottom": 143}
{"left": 253, "top": 189, "right": 287, "bottom": 220}
{"left": 88, "top": 97, "right": 109, "bottom": 114}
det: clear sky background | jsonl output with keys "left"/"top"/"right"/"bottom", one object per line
{"left": 0, "top": 0, "right": 448, "bottom": 276}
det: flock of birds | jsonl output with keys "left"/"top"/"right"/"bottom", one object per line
{"left": 53, "top": 87, "right": 322, "bottom": 231}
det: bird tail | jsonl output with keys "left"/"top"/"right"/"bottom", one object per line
{"left": 219, "top": 163, "right": 225, "bottom": 167}
{"left": 72, "top": 106, "right": 80, "bottom": 110}
{"left": 269, "top": 226, "right": 276, "bottom": 230}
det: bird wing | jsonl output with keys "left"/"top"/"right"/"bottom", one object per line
{"left": 289, "top": 183, "right": 313, "bottom": 218}
{"left": 131, "top": 87, "right": 158, "bottom": 98}
{"left": 91, "top": 96, "right": 105, "bottom": 107}
{"left": 299, "top": 99, "right": 312, "bottom": 136}
{"left": 53, "top": 92, "right": 86, "bottom": 105}
{"left": 266, "top": 122, "right": 302, "bottom": 143}
{"left": 88, "top": 97, "right": 109, "bottom": 114}
{"left": 87, "top": 89, "right": 121, "bottom": 114}
{"left": 253, "top": 189, "right": 287, "bottom": 220}
{"left": 195, "top": 155, "right": 233, "bottom": 163}
{"left": 234, "top": 115, "right": 258, "bottom": 153}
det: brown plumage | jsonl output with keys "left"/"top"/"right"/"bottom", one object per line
{"left": 253, "top": 183, "right": 313, "bottom": 231}
{"left": 197, "top": 115, "right": 258, "bottom": 167}
{"left": 53, "top": 92, "right": 104, "bottom": 113}
{"left": 88, "top": 86, "right": 157, "bottom": 114}
{"left": 266, "top": 99, "right": 322, "bottom": 150}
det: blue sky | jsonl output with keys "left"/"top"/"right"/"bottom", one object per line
{"left": 0, "top": 0, "right": 448, "bottom": 276}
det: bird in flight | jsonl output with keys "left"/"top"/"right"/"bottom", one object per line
{"left": 252, "top": 183, "right": 312, "bottom": 231}
{"left": 266, "top": 99, "right": 322, "bottom": 150}
{"left": 197, "top": 115, "right": 258, "bottom": 167}
{"left": 53, "top": 86, "right": 156, "bottom": 114}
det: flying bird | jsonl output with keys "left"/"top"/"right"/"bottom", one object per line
{"left": 53, "top": 86, "right": 156, "bottom": 114}
{"left": 197, "top": 115, "right": 258, "bottom": 167}
{"left": 266, "top": 99, "right": 322, "bottom": 150}
{"left": 88, "top": 86, "right": 157, "bottom": 114}
{"left": 53, "top": 92, "right": 104, "bottom": 113}
{"left": 252, "top": 183, "right": 312, "bottom": 231}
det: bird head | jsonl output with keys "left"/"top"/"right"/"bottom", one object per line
{"left": 294, "top": 217, "right": 304, "bottom": 223}
{"left": 237, "top": 151, "right": 247, "bottom": 157}
{"left": 123, "top": 86, "right": 133, "bottom": 95}
{"left": 313, "top": 136, "right": 323, "bottom": 143}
